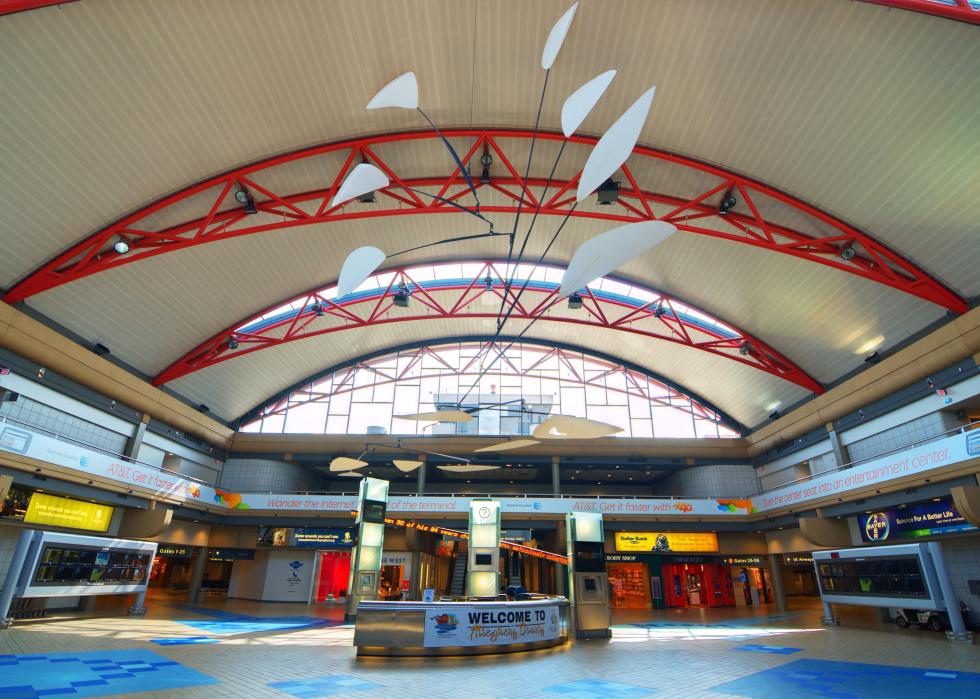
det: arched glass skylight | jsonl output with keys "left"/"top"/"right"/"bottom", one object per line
{"left": 241, "top": 341, "right": 739, "bottom": 439}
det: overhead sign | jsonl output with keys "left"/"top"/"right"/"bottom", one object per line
{"left": 782, "top": 554, "right": 814, "bottom": 565}
{"left": 293, "top": 528, "right": 355, "bottom": 547}
{"left": 723, "top": 555, "right": 763, "bottom": 566}
{"left": 858, "top": 498, "right": 976, "bottom": 543}
{"left": 24, "top": 492, "right": 112, "bottom": 532}
{"left": 156, "top": 545, "right": 193, "bottom": 558}
{"left": 615, "top": 532, "right": 719, "bottom": 553}
{"left": 208, "top": 548, "right": 255, "bottom": 561}
{"left": 423, "top": 603, "right": 562, "bottom": 648}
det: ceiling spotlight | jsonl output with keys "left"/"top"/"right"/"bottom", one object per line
{"left": 739, "top": 341, "right": 753, "bottom": 356}
{"left": 357, "top": 190, "right": 376, "bottom": 204}
{"left": 567, "top": 292, "right": 583, "bottom": 310}
{"left": 596, "top": 178, "right": 620, "bottom": 205}
{"left": 718, "top": 193, "right": 737, "bottom": 216}
{"left": 480, "top": 147, "right": 492, "bottom": 184}
{"left": 312, "top": 301, "right": 325, "bottom": 317}
{"left": 654, "top": 302, "right": 666, "bottom": 318}
{"left": 198, "top": 404, "right": 210, "bottom": 414}
{"left": 769, "top": 410, "right": 780, "bottom": 420}
{"left": 236, "top": 187, "right": 258, "bottom": 214}
{"left": 484, "top": 275, "right": 494, "bottom": 291}
{"left": 393, "top": 288, "right": 410, "bottom": 308}
{"left": 227, "top": 337, "right": 239, "bottom": 350}
{"left": 93, "top": 343, "right": 111, "bottom": 356}
{"left": 840, "top": 245, "right": 856, "bottom": 261}
{"left": 113, "top": 240, "right": 130, "bottom": 255}
{"left": 865, "top": 351, "right": 881, "bottom": 364}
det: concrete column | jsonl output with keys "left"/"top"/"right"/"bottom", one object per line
{"left": 821, "top": 600, "right": 839, "bottom": 625}
{"left": 766, "top": 555, "right": 787, "bottom": 613}
{"left": 186, "top": 547, "right": 208, "bottom": 605}
{"left": 551, "top": 456, "right": 561, "bottom": 496}
{"left": 124, "top": 414, "right": 150, "bottom": 460}
{"left": 416, "top": 456, "right": 426, "bottom": 495}
{"left": 0, "top": 529, "right": 34, "bottom": 628}
{"left": 827, "top": 423, "right": 850, "bottom": 468}
{"left": 927, "top": 541, "right": 970, "bottom": 642}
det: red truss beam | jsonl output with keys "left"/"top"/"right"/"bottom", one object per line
{"left": 253, "top": 340, "right": 733, "bottom": 433}
{"left": 859, "top": 1, "right": 980, "bottom": 25}
{"left": 0, "top": 1, "right": 79, "bottom": 17}
{"left": 155, "top": 262, "right": 824, "bottom": 394}
{"left": 3, "top": 129, "right": 965, "bottom": 313}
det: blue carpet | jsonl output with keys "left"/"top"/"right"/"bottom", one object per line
{"left": 269, "top": 674, "right": 383, "bottom": 697}
{"left": 150, "top": 637, "right": 221, "bottom": 645}
{"left": 735, "top": 644, "right": 802, "bottom": 654}
{"left": 0, "top": 649, "right": 217, "bottom": 698}
{"left": 543, "top": 678, "right": 656, "bottom": 698}
{"left": 711, "top": 658, "right": 980, "bottom": 698}
{"left": 175, "top": 615, "right": 331, "bottom": 635}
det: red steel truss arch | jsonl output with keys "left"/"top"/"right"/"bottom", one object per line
{"left": 154, "top": 261, "right": 824, "bottom": 394}
{"left": 4, "top": 128, "right": 966, "bottom": 312}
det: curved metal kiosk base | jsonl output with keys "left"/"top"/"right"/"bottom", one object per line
{"left": 353, "top": 598, "right": 570, "bottom": 657}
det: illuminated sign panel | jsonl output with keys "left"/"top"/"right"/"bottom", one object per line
{"left": 24, "top": 493, "right": 113, "bottom": 532}
{"left": 858, "top": 498, "right": 976, "bottom": 543}
{"left": 615, "top": 532, "right": 719, "bottom": 553}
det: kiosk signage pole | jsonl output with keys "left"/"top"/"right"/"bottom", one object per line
{"left": 566, "top": 511, "right": 610, "bottom": 639}
{"left": 346, "top": 477, "right": 389, "bottom": 621}
{"left": 466, "top": 499, "right": 501, "bottom": 597}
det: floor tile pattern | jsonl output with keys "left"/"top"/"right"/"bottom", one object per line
{"left": 268, "top": 674, "right": 384, "bottom": 697}
{"left": 711, "top": 658, "right": 980, "bottom": 698}
{"left": 0, "top": 649, "right": 218, "bottom": 697}
{"left": 734, "top": 644, "right": 802, "bottom": 654}
{"left": 543, "top": 678, "right": 657, "bottom": 698}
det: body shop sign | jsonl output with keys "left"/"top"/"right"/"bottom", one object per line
{"left": 423, "top": 604, "right": 561, "bottom": 648}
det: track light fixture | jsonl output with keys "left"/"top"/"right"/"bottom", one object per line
{"left": 596, "top": 178, "right": 620, "bottom": 205}
{"left": 567, "top": 292, "right": 583, "bottom": 310}
{"left": 312, "top": 301, "right": 325, "bottom": 317}
{"left": 865, "top": 351, "right": 881, "bottom": 364}
{"left": 357, "top": 190, "right": 376, "bottom": 204}
{"left": 93, "top": 343, "right": 111, "bottom": 356}
{"left": 198, "top": 404, "right": 210, "bottom": 414}
{"left": 769, "top": 410, "right": 780, "bottom": 420}
{"left": 393, "top": 281, "right": 410, "bottom": 308}
{"left": 840, "top": 245, "right": 856, "bottom": 261}
{"left": 484, "top": 275, "right": 494, "bottom": 291}
{"left": 653, "top": 302, "right": 666, "bottom": 318}
{"left": 227, "top": 337, "right": 239, "bottom": 350}
{"left": 718, "top": 192, "right": 737, "bottom": 216}
{"left": 113, "top": 239, "right": 130, "bottom": 255}
{"left": 236, "top": 186, "right": 257, "bottom": 214}
{"left": 480, "top": 147, "right": 492, "bottom": 185}
{"left": 739, "top": 341, "right": 753, "bottom": 356}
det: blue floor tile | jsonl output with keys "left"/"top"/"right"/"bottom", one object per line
{"left": 735, "top": 644, "right": 802, "bottom": 654}
{"left": 0, "top": 649, "right": 219, "bottom": 697}
{"left": 268, "top": 674, "right": 383, "bottom": 697}
{"left": 150, "top": 636, "right": 221, "bottom": 645}
{"left": 543, "top": 679, "right": 656, "bottom": 698}
{"left": 711, "top": 659, "right": 980, "bottom": 698}
{"left": 175, "top": 614, "right": 333, "bottom": 636}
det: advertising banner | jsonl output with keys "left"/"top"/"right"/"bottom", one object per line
{"left": 24, "top": 492, "right": 113, "bottom": 532}
{"left": 423, "top": 604, "right": 562, "bottom": 648}
{"left": 858, "top": 498, "right": 977, "bottom": 543}
{"left": 754, "top": 432, "right": 976, "bottom": 512}
{"left": 614, "top": 531, "right": 719, "bottom": 553}
{"left": 0, "top": 419, "right": 220, "bottom": 507}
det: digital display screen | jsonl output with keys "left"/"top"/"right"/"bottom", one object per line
{"left": 32, "top": 544, "right": 151, "bottom": 587}
{"left": 361, "top": 499, "right": 387, "bottom": 524}
{"left": 574, "top": 541, "right": 606, "bottom": 573}
{"left": 474, "top": 553, "right": 493, "bottom": 566}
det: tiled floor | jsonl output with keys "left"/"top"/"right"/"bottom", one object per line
{"left": 0, "top": 594, "right": 976, "bottom": 698}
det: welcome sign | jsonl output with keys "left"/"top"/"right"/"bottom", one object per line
{"left": 423, "top": 604, "right": 562, "bottom": 648}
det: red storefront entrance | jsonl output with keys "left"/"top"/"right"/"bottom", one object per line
{"left": 662, "top": 561, "right": 735, "bottom": 608}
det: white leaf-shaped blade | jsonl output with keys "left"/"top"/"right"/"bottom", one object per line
{"left": 541, "top": 3, "right": 579, "bottom": 70}
{"left": 576, "top": 86, "right": 656, "bottom": 201}
{"left": 330, "top": 457, "right": 367, "bottom": 472}
{"left": 562, "top": 70, "right": 616, "bottom": 138}
{"left": 394, "top": 410, "right": 473, "bottom": 423}
{"left": 393, "top": 459, "right": 424, "bottom": 472}
{"left": 560, "top": 220, "right": 676, "bottom": 297}
{"left": 337, "top": 246, "right": 385, "bottom": 297}
{"left": 330, "top": 163, "right": 388, "bottom": 208}
{"left": 338, "top": 471, "right": 365, "bottom": 478}
{"left": 367, "top": 71, "right": 419, "bottom": 110}
{"left": 438, "top": 464, "right": 501, "bottom": 473}
{"left": 532, "top": 415, "right": 623, "bottom": 439}
{"left": 473, "top": 439, "right": 540, "bottom": 453}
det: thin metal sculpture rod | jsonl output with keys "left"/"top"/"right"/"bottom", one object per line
{"left": 495, "top": 69, "right": 551, "bottom": 326}
{"left": 417, "top": 107, "right": 481, "bottom": 211}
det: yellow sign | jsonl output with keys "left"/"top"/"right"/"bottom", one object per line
{"left": 25, "top": 493, "right": 113, "bottom": 532}
{"left": 614, "top": 531, "right": 719, "bottom": 553}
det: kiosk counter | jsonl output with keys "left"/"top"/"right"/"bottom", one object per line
{"left": 353, "top": 596, "right": 571, "bottom": 656}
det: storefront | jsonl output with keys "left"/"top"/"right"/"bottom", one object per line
{"left": 781, "top": 553, "right": 818, "bottom": 596}
{"left": 607, "top": 555, "right": 656, "bottom": 609}
{"left": 148, "top": 544, "right": 194, "bottom": 590}
{"left": 380, "top": 552, "right": 412, "bottom": 600}
{"left": 721, "top": 555, "right": 772, "bottom": 607}
{"left": 258, "top": 526, "right": 356, "bottom": 603}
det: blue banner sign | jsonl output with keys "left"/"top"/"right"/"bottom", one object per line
{"left": 292, "top": 528, "right": 355, "bottom": 547}
{"left": 858, "top": 498, "right": 976, "bottom": 543}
